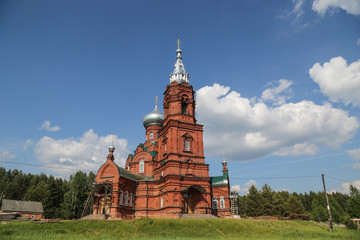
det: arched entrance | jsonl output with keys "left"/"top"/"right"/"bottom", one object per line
{"left": 181, "top": 185, "right": 206, "bottom": 214}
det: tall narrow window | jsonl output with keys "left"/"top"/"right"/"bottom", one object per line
{"left": 181, "top": 100, "right": 188, "bottom": 114}
{"left": 164, "top": 143, "right": 167, "bottom": 152}
{"left": 125, "top": 191, "right": 129, "bottom": 206}
{"left": 139, "top": 159, "right": 144, "bottom": 173}
{"left": 161, "top": 197, "right": 164, "bottom": 208}
{"left": 129, "top": 193, "right": 133, "bottom": 207}
{"left": 120, "top": 191, "right": 124, "bottom": 206}
{"left": 212, "top": 197, "right": 218, "bottom": 209}
{"left": 149, "top": 132, "right": 154, "bottom": 140}
{"left": 184, "top": 139, "right": 190, "bottom": 151}
{"left": 220, "top": 196, "right": 225, "bottom": 209}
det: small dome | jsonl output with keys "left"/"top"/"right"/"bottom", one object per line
{"left": 109, "top": 145, "right": 115, "bottom": 152}
{"left": 143, "top": 104, "right": 164, "bottom": 128}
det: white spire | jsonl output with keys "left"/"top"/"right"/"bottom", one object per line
{"left": 170, "top": 39, "right": 189, "bottom": 83}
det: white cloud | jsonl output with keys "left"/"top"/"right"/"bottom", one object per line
{"left": 243, "top": 180, "right": 257, "bottom": 195}
{"left": 312, "top": 0, "right": 360, "bottom": 16}
{"left": 244, "top": 180, "right": 257, "bottom": 189}
{"left": 196, "top": 83, "right": 359, "bottom": 161}
{"left": 39, "top": 121, "right": 61, "bottom": 132}
{"left": 279, "top": 0, "right": 305, "bottom": 21}
{"left": 332, "top": 179, "right": 360, "bottom": 194}
{"left": 0, "top": 151, "right": 16, "bottom": 161}
{"left": 230, "top": 185, "right": 241, "bottom": 193}
{"left": 261, "top": 79, "right": 294, "bottom": 106}
{"left": 22, "top": 139, "right": 34, "bottom": 151}
{"left": 34, "top": 129, "right": 129, "bottom": 177}
{"left": 348, "top": 148, "right": 360, "bottom": 168}
{"left": 357, "top": 38, "right": 360, "bottom": 45}
{"left": 310, "top": 57, "right": 360, "bottom": 107}
{"left": 231, "top": 180, "right": 257, "bottom": 195}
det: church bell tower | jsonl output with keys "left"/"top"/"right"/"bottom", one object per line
{"left": 157, "top": 40, "right": 207, "bottom": 175}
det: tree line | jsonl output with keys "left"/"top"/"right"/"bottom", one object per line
{"left": 238, "top": 184, "right": 360, "bottom": 224}
{"left": 1, "top": 167, "right": 359, "bottom": 223}
{"left": 0, "top": 167, "right": 95, "bottom": 219}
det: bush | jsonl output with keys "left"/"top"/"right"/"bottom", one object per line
{"left": 287, "top": 214, "right": 310, "bottom": 221}
{"left": 344, "top": 216, "right": 358, "bottom": 230}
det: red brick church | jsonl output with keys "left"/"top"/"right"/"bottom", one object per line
{"left": 91, "top": 41, "right": 235, "bottom": 219}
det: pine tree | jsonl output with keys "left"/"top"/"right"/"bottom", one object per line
{"left": 261, "top": 184, "right": 274, "bottom": 216}
{"left": 346, "top": 185, "right": 360, "bottom": 219}
{"left": 272, "top": 192, "right": 286, "bottom": 217}
{"left": 285, "top": 195, "right": 305, "bottom": 216}
{"left": 245, "top": 185, "right": 263, "bottom": 217}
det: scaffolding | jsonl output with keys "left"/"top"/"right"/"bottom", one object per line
{"left": 81, "top": 181, "right": 113, "bottom": 218}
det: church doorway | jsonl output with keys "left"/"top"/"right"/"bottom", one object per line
{"left": 182, "top": 185, "right": 206, "bottom": 214}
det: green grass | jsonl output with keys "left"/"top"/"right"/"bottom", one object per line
{"left": 0, "top": 218, "right": 359, "bottom": 240}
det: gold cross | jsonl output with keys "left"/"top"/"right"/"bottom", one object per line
{"left": 155, "top": 96, "right": 158, "bottom": 105}
{"left": 177, "top": 39, "right": 180, "bottom": 49}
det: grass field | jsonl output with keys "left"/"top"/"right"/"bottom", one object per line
{"left": 0, "top": 218, "right": 359, "bottom": 240}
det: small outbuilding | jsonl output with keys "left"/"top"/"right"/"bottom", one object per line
{"left": 0, "top": 199, "right": 43, "bottom": 220}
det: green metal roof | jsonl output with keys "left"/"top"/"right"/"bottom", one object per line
{"left": 148, "top": 151, "right": 158, "bottom": 159}
{"left": 210, "top": 171, "right": 229, "bottom": 186}
{"left": 116, "top": 165, "right": 147, "bottom": 182}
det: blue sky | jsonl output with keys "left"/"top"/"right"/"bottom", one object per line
{"left": 1, "top": 0, "right": 360, "bottom": 195}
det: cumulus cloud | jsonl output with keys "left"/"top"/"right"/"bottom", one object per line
{"left": 39, "top": 121, "right": 61, "bottom": 132}
{"left": 230, "top": 185, "right": 241, "bottom": 193}
{"left": 310, "top": 57, "right": 360, "bottom": 107}
{"left": 312, "top": 0, "right": 360, "bottom": 16}
{"left": 332, "top": 180, "right": 360, "bottom": 194}
{"left": 230, "top": 180, "right": 257, "bottom": 195}
{"left": 231, "top": 180, "right": 257, "bottom": 195}
{"left": 34, "top": 129, "right": 129, "bottom": 176}
{"left": 0, "top": 151, "right": 16, "bottom": 161}
{"left": 196, "top": 83, "right": 359, "bottom": 161}
{"left": 261, "top": 79, "right": 294, "bottom": 106}
{"left": 348, "top": 148, "right": 360, "bottom": 168}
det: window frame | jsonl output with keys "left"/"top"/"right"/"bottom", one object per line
{"left": 220, "top": 196, "right": 225, "bottom": 209}
{"left": 139, "top": 159, "right": 144, "bottom": 173}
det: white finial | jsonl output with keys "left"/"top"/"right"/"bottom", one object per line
{"left": 222, "top": 152, "right": 227, "bottom": 167}
{"left": 170, "top": 39, "right": 189, "bottom": 84}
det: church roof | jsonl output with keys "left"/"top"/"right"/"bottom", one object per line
{"left": 210, "top": 171, "right": 229, "bottom": 187}
{"left": 116, "top": 165, "right": 148, "bottom": 182}
{"left": 0, "top": 199, "right": 43, "bottom": 214}
{"left": 142, "top": 100, "right": 164, "bottom": 128}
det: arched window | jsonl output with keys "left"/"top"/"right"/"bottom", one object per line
{"left": 120, "top": 191, "right": 123, "bottom": 206}
{"left": 149, "top": 132, "right": 154, "bottom": 140}
{"left": 220, "top": 196, "right": 225, "bottom": 209}
{"left": 125, "top": 191, "right": 129, "bottom": 206}
{"left": 212, "top": 197, "right": 218, "bottom": 209}
{"left": 139, "top": 159, "right": 144, "bottom": 173}
{"left": 181, "top": 97, "right": 189, "bottom": 114}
